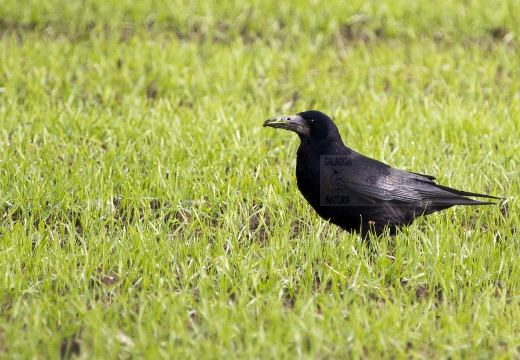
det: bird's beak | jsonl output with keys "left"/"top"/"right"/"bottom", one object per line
{"left": 263, "top": 115, "right": 310, "bottom": 137}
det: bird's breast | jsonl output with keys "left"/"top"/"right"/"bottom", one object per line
{"left": 295, "top": 150, "right": 323, "bottom": 205}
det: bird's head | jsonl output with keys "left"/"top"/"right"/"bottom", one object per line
{"left": 263, "top": 110, "right": 340, "bottom": 141}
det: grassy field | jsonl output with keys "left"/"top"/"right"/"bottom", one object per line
{"left": 1, "top": 0, "right": 519, "bottom": 358}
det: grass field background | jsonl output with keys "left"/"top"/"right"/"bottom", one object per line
{"left": 1, "top": 0, "right": 519, "bottom": 358}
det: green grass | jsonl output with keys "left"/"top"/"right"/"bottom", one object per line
{"left": 1, "top": 0, "right": 519, "bottom": 358}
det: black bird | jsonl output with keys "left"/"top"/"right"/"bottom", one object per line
{"left": 264, "top": 110, "right": 500, "bottom": 238}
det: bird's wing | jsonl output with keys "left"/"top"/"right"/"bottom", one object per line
{"left": 346, "top": 164, "right": 497, "bottom": 205}
{"left": 347, "top": 183, "right": 394, "bottom": 202}
{"left": 321, "top": 151, "right": 498, "bottom": 205}
{"left": 408, "top": 171, "right": 436, "bottom": 181}
{"left": 347, "top": 172, "right": 426, "bottom": 203}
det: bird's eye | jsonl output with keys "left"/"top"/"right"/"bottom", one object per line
{"left": 308, "top": 119, "right": 315, "bottom": 125}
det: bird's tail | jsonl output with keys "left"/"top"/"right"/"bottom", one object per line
{"left": 434, "top": 184, "right": 502, "bottom": 204}
{"left": 420, "top": 185, "right": 501, "bottom": 216}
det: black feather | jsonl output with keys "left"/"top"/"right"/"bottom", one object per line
{"left": 264, "top": 110, "right": 500, "bottom": 238}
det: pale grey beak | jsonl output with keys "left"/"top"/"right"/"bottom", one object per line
{"left": 263, "top": 115, "right": 310, "bottom": 137}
